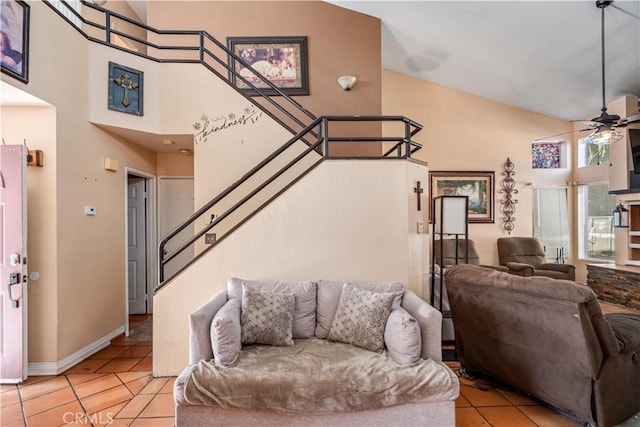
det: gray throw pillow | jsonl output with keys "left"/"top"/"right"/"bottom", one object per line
{"left": 241, "top": 285, "right": 295, "bottom": 346}
{"left": 384, "top": 307, "right": 422, "bottom": 364}
{"left": 227, "top": 278, "right": 317, "bottom": 338}
{"left": 327, "top": 284, "right": 396, "bottom": 352}
{"left": 315, "top": 280, "right": 404, "bottom": 338}
{"left": 210, "top": 299, "right": 241, "bottom": 366}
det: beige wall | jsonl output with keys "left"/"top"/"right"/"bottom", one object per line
{"left": 146, "top": 1, "right": 383, "bottom": 155}
{"left": 382, "top": 70, "right": 574, "bottom": 267}
{"left": 157, "top": 153, "right": 194, "bottom": 176}
{"left": 2, "top": 2, "right": 157, "bottom": 364}
{"left": 153, "top": 160, "right": 429, "bottom": 375}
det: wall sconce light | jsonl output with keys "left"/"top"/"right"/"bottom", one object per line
{"left": 613, "top": 202, "right": 629, "bottom": 228}
{"left": 337, "top": 75, "right": 357, "bottom": 91}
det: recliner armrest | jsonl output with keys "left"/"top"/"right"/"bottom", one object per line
{"left": 540, "top": 263, "right": 575, "bottom": 273}
{"left": 506, "top": 262, "right": 535, "bottom": 276}
{"left": 478, "top": 264, "right": 509, "bottom": 273}
{"left": 539, "top": 263, "right": 576, "bottom": 280}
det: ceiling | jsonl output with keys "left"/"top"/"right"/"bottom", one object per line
{"left": 3, "top": 1, "right": 639, "bottom": 151}
{"left": 329, "top": 0, "right": 640, "bottom": 122}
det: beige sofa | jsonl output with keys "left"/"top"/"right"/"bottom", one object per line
{"left": 174, "top": 279, "right": 460, "bottom": 426}
{"left": 445, "top": 264, "right": 640, "bottom": 427}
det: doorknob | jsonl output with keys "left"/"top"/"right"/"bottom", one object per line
{"left": 9, "top": 253, "right": 20, "bottom": 266}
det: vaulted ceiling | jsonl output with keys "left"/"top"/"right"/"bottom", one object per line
{"left": 329, "top": 0, "right": 640, "bottom": 122}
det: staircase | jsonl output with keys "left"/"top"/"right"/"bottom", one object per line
{"left": 47, "top": 0, "right": 425, "bottom": 290}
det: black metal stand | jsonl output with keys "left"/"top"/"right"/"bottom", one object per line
{"left": 430, "top": 196, "right": 469, "bottom": 362}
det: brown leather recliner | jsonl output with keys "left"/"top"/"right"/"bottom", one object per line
{"left": 445, "top": 264, "right": 640, "bottom": 427}
{"left": 497, "top": 237, "right": 575, "bottom": 280}
{"left": 434, "top": 238, "right": 507, "bottom": 272}
{"left": 432, "top": 238, "right": 507, "bottom": 342}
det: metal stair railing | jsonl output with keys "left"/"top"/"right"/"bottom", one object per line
{"left": 156, "top": 116, "right": 423, "bottom": 290}
{"left": 42, "top": 1, "right": 426, "bottom": 289}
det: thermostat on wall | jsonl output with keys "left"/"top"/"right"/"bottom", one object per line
{"left": 84, "top": 206, "right": 97, "bottom": 216}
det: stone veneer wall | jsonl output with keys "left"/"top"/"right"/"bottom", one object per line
{"left": 586, "top": 264, "right": 640, "bottom": 310}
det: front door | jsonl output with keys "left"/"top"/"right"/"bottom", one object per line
{"left": 127, "top": 176, "right": 147, "bottom": 315}
{"left": 0, "top": 145, "right": 27, "bottom": 383}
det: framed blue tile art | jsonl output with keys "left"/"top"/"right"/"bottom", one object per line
{"left": 108, "top": 62, "right": 143, "bottom": 116}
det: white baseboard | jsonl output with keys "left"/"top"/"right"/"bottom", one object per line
{"left": 28, "top": 325, "right": 125, "bottom": 376}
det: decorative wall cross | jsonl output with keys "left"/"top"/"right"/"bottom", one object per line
{"left": 414, "top": 181, "right": 424, "bottom": 211}
{"left": 113, "top": 72, "right": 139, "bottom": 108}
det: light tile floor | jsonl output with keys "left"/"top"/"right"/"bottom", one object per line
{"left": 2, "top": 303, "right": 639, "bottom": 427}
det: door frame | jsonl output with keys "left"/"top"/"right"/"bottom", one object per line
{"left": 124, "top": 168, "right": 156, "bottom": 336}
{"left": 0, "top": 145, "right": 28, "bottom": 383}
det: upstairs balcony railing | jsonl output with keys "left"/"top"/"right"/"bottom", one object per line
{"left": 45, "top": 0, "right": 318, "bottom": 142}
{"left": 43, "top": 1, "right": 426, "bottom": 290}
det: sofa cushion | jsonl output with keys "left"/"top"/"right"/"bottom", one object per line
{"left": 327, "top": 284, "right": 396, "bottom": 352}
{"left": 210, "top": 299, "right": 241, "bottom": 366}
{"left": 316, "top": 280, "right": 404, "bottom": 338}
{"left": 241, "top": 286, "right": 295, "bottom": 346}
{"left": 228, "top": 278, "right": 317, "bottom": 338}
{"left": 385, "top": 307, "right": 422, "bottom": 364}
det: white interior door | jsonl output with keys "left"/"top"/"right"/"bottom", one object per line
{"left": 158, "top": 177, "right": 194, "bottom": 280}
{"left": 127, "top": 176, "right": 147, "bottom": 314}
{"left": 0, "top": 145, "right": 27, "bottom": 383}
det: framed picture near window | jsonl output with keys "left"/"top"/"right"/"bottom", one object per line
{"left": 1, "top": 0, "right": 29, "bottom": 84}
{"left": 429, "top": 171, "right": 495, "bottom": 223}
{"left": 227, "top": 36, "right": 309, "bottom": 96}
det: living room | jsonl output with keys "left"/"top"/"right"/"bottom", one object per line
{"left": 1, "top": 0, "right": 639, "bottom": 426}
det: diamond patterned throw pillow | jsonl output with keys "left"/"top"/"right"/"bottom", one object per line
{"left": 241, "top": 285, "right": 295, "bottom": 346}
{"left": 327, "top": 284, "right": 397, "bottom": 352}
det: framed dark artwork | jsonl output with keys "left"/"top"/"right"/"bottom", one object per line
{"left": 1, "top": 0, "right": 30, "bottom": 84}
{"left": 227, "top": 36, "right": 309, "bottom": 96}
{"left": 108, "top": 62, "right": 143, "bottom": 116}
{"left": 429, "top": 171, "right": 495, "bottom": 223}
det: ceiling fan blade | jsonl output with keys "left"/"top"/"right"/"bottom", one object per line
{"left": 533, "top": 128, "right": 593, "bottom": 142}
{"left": 618, "top": 113, "right": 640, "bottom": 126}
{"left": 611, "top": 4, "right": 640, "bottom": 20}
{"left": 572, "top": 120, "right": 598, "bottom": 126}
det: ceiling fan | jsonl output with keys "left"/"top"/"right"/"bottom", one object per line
{"left": 535, "top": 0, "right": 640, "bottom": 143}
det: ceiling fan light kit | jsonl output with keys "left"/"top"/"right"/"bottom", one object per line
{"left": 536, "top": 0, "right": 639, "bottom": 144}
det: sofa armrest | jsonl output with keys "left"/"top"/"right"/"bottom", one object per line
{"left": 506, "top": 262, "right": 534, "bottom": 276}
{"left": 401, "top": 290, "right": 443, "bottom": 362}
{"left": 189, "top": 290, "right": 228, "bottom": 364}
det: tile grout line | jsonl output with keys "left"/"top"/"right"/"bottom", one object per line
{"left": 14, "top": 382, "right": 28, "bottom": 427}
{"left": 62, "top": 374, "right": 91, "bottom": 426}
